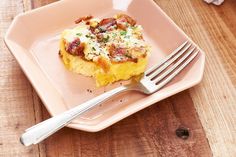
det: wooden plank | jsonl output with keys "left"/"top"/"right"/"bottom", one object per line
{"left": 154, "top": 0, "right": 236, "bottom": 156}
{"left": 0, "top": 0, "right": 44, "bottom": 157}
{"left": 31, "top": 0, "right": 57, "bottom": 8}
{"left": 38, "top": 91, "right": 212, "bottom": 157}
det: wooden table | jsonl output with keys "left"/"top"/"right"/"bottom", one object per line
{"left": 0, "top": 0, "right": 235, "bottom": 156}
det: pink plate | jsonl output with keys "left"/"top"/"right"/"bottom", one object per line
{"left": 5, "top": 0, "right": 205, "bottom": 132}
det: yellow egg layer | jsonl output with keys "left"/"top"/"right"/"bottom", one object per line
{"left": 60, "top": 39, "right": 148, "bottom": 87}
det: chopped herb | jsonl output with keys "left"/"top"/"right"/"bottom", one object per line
{"left": 76, "top": 33, "right": 82, "bottom": 36}
{"left": 86, "top": 34, "right": 95, "bottom": 39}
{"left": 112, "top": 33, "right": 117, "bottom": 38}
{"left": 120, "top": 31, "right": 127, "bottom": 36}
{"left": 92, "top": 47, "right": 96, "bottom": 51}
{"left": 103, "top": 35, "right": 110, "bottom": 43}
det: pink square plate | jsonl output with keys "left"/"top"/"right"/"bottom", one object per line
{"left": 5, "top": 0, "right": 205, "bottom": 132}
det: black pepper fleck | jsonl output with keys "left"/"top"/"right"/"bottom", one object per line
{"left": 58, "top": 50, "right": 63, "bottom": 58}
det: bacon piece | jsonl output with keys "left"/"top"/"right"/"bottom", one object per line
{"left": 89, "top": 26, "right": 96, "bottom": 34}
{"left": 108, "top": 44, "right": 140, "bottom": 63}
{"left": 116, "top": 48, "right": 127, "bottom": 55}
{"left": 99, "top": 18, "right": 116, "bottom": 27}
{"left": 86, "top": 21, "right": 90, "bottom": 25}
{"left": 65, "top": 38, "right": 85, "bottom": 56}
{"left": 109, "top": 44, "right": 126, "bottom": 57}
{"left": 116, "top": 14, "right": 136, "bottom": 26}
{"left": 117, "top": 23, "right": 127, "bottom": 30}
{"left": 97, "top": 18, "right": 117, "bottom": 32}
{"left": 108, "top": 44, "right": 116, "bottom": 57}
{"left": 116, "top": 17, "right": 128, "bottom": 30}
{"left": 96, "top": 33, "right": 104, "bottom": 42}
{"left": 75, "top": 15, "right": 93, "bottom": 24}
{"left": 75, "top": 43, "right": 85, "bottom": 56}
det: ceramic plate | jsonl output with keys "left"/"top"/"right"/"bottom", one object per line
{"left": 5, "top": 0, "right": 205, "bottom": 132}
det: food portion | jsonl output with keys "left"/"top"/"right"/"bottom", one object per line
{"left": 59, "top": 14, "right": 150, "bottom": 87}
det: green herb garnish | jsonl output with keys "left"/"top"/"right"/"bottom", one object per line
{"left": 112, "top": 33, "right": 117, "bottom": 38}
{"left": 76, "top": 33, "right": 82, "bottom": 36}
{"left": 103, "top": 35, "right": 110, "bottom": 43}
{"left": 120, "top": 31, "right": 127, "bottom": 36}
{"left": 92, "top": 47, "right": 96, "bottom": 51}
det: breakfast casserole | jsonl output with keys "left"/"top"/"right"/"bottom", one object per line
{"left": 59, "top": 14, "right": 150, "bottom": 87}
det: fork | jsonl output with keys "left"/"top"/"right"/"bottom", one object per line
{"left": 20, "top": 41, "right": 199, "bottom": 146}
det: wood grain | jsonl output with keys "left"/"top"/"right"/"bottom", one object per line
{"left": 0, "top": 0, "right": 235, "bottom": 157}
{"left": 38, "top": 91, "right": 212, "bottom": 157}
{"left": 154, "top": 0, "right": 236, "bottom": 156}
{"left": 0, "top": 0, "right": 43, "bottom": 156}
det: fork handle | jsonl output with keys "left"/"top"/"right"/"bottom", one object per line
{"left": 20, "top": 85, "right": 129, "bottom": 146}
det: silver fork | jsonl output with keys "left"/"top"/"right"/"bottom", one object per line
{"left": 20, "top": 41, "right": 199, "bottom": 146}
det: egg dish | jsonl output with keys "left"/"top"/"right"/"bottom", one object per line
{"left": 59, "top": 14, "right": 150, "bottom": 87}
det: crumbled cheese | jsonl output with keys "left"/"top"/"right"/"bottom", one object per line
{"left": 63, "top": 18, "right": 149, "bottom": 62}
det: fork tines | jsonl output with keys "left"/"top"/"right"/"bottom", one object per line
{"left": 145, "top": 41, "right": 199, "bottom": 89}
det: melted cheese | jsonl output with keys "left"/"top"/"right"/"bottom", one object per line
{"left": 63, "top": 23, "right": 110, "bottom": 61}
